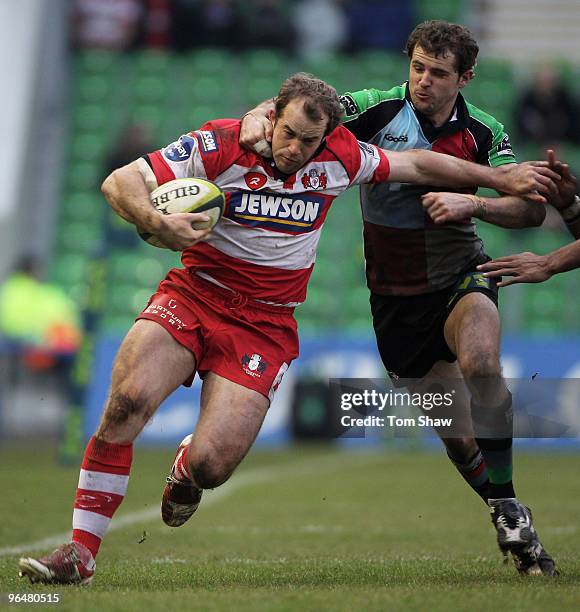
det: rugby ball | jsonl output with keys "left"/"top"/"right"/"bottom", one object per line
{"left": 139, "top": 177, "right": 225, "bottom": 248}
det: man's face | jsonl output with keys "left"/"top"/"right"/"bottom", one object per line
{"left": 408, "top": 45, "right": 473, "bottom": 122}
{"left": 271, "top": 98, "right": 328, "bottom": 174}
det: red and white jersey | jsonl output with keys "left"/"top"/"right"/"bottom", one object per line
{"left": 144, "top": 119, "right": 390, "bottom": 306}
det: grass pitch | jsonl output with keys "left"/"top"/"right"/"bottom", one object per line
{"left": 0, "top": 444, "right": 578, "bottom": 611}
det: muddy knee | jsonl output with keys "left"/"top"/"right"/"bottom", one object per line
{"left": 188, "top": 444, "right": 236, "bottom": 489}
{"left": 97, "top": 390, "right": 155, "bottom": 440}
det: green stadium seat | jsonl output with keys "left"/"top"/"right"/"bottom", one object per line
{"left": 61, "top": 192, "right": 103, "bottom": 225}
{"left": 521, "top": 279, "right": 572, "bottom": 332}
{"left": 243, "top": 49, "right": 288, "bottom": 77}
{"left": 133, "top": 50, "right": 172, "bottom": 76}
{"left": 76, "top": 51, "right": 118, "bottom": 76}
{"left": 520, "top": 229, "right": 569, "bottom": 255}
{"left": 101, "top": 313, "right": 135, "bottom": 334}
{"left": 65, "top": 161, "right": 101, "bottom": 192}
{"left": 240, "top": 76, "right": 281, "bottom": 108}
{"left": 131, "top": 75, "right": 169, "bottom": 104}
{"left": 72, "top": 104, "right": 109, "bottom": 133}
{"left": 189, "top": 75, "right": 229, "bottom": 105}
{"left": 108, "top": 252, "right": 142, "bottom": 283}
{"left": 70, "top": 132, "right": 110, "bottom": 162}
{"left": 50, "top": 254, "right": 88, "bottom": 287}
{"left": 135, "top": 257, "right": 166, "bottom": 287}
{"left": 56, "top": 222, "right": 102, "bottom": 255}
{"left": 353, "top": 50, "right": 409, "bottom": 89}
{"left": 129, "top": 104, "right": 165, "bottom": 136}
{"left": 76, "top": 74, "right": 113, "bottom": 103}
{"left": 188, "top": 49, "right": 233, "bottom": 77}
{"left": 415, "top": 0, "right": 465, "bottom": 22}
{"left": 476, "top": 60, "right": 513, "bottom": 83}
{"left": 187, "top": 106, "right": 213, "bottom": 129}
{"left": 301, "top": 55, "right": 351, "bottom": 92}
{"left": 108, "top": 285, "right": 150, "bottom": 316}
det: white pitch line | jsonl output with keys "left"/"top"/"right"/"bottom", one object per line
{"left": 0, "top": 466, "right": 276, "bottom": 558}
{"left": 1, "top": 452, "right": 380, "bottom": 558}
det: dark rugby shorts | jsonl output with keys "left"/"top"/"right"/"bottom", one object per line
{"left": 370, "top": 267, "right": 500, "bottom": 381}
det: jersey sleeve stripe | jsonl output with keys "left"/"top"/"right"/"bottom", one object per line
{"left": 147, "top": 150, "right": 177, "bottom": 185}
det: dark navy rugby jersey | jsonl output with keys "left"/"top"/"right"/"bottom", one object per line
{"left": 341, "top": 83, "right": 516, "bottom": 296}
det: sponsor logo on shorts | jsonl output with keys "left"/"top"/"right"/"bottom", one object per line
{"left": 164, "top": 135, "right": 196, "bottom": 162}
{"left": 340, "top": 94, "right": 358, "bottom": 117}
{"left": 228, "top": 190, "right": 325, "bottom": 232}
{"left": 242, "top": 353, "right": 267, "bottom": 378}
{"left": 197, "top": 130, "right": 219, "bottom": 153}
{"left": 244, "top": 172, "right": 268, "bottom": 190}
{"left": 301, "top": 168, "right": 327, "bottom": 191}
{"left": 144, "top": 303, "right": 187, "bottom": 331}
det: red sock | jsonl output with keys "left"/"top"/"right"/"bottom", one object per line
{"left": 72, "top": 436, "right": 133, "bottom": 558}
{"left": 174, "top": 444, "right": 192, "bottom": 482}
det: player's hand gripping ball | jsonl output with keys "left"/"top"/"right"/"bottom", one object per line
{"left": 139, "top": 178, "right": 225, "bottom": 248}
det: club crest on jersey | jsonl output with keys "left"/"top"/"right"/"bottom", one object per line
{"left": 242, "top": 353, "right": 267, "bottom": 378}
{"left": 164, "top": 135, "right": 196, "bottom": 162}
{"left": 244, "top": 172, "right": 268, "bottom": 190}
{"left": 197, "top": 130, "right": 219, "bottom": 153}
{"left": 301, "top": 168, "right": 327, "bottom": 191}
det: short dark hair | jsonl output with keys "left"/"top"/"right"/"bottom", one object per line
{"left": 406, "top": 20, "right": 479, "bottom": 75}
{"left": 275, "top": 73, "right": 342, "bottom": 136}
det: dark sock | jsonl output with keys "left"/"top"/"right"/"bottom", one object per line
{"left": 447, "top": 448, "right": 490, "bottom": 503}
{"left": 471, "top": 392, "right": 516, "bottom": 500}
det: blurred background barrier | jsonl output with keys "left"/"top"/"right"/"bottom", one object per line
{"left": 0, "top": 0, "right": 578, "bottom": 452}
{"left": 79, "top": 334, "right": 580, "bottom": 448}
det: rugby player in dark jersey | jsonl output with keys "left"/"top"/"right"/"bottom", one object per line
{"left": 240, "top": 21, "right": 562, "bottom": 576}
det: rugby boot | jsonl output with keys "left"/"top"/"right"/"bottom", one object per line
{"left": 489, "top": 498, "right": 558, "bottom": 576}
{"left": 161, "top": 434, "right": 203, "bottom": 527}
{"left": 19, "top": 542, "right": 95, "bottom": 585}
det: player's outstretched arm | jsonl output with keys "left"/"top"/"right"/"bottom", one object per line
{"left": 101, "top": 160, "right": 211, "bottom": 250}
{"left": 385, "top": 149, "right": 560, "bottom": 202}
{"left": 477, "top": 240, "right": 580, "bottom": 286}
{"left": 421, "top": 192, "right": 546, "bottom": 228}
{"left": 542, "top": 149, "right": 580, "bottom": 239}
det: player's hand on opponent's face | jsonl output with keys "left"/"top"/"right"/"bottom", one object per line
{"left": 239, "top": 110, "right": 273, "bottom": 157}
{"left": 542, "top": 149, "right": 578, "bottom": 210}
{"left": 477, "top": 252, "right": 552, "bottom": 286}
{"left": 154, "top": 212, "right": 212, "bottom": 251}
{"left": 500, "top": 162, "right": 561, "bottom": 203}
{"left": 421, "top": 192, "right": 477, "bottom": 223}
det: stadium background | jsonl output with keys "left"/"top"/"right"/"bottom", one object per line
{"left": 1, "top": 0, "right": 578, "bottom": 448}
{"left": 0, "top": 2, "right": 579, "bottom": 607}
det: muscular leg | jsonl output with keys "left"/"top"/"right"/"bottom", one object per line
{"left": 444, "top": 293, "right": 515, "bottom": 499}
{"left": 74, "top": 319, "right": 197, "bottom": 556}
{"left": 97, "top": 319, "right": 197, "bottom": 443}
{"left": 186, "top": 373, "right": 270, "bottom": 489}
{"left": 160, "top": 372, "right": 271, "bottom": 527}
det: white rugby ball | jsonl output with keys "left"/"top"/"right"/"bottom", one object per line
{"left": 139, "top": 177, "right": 225, "bottom": 248}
